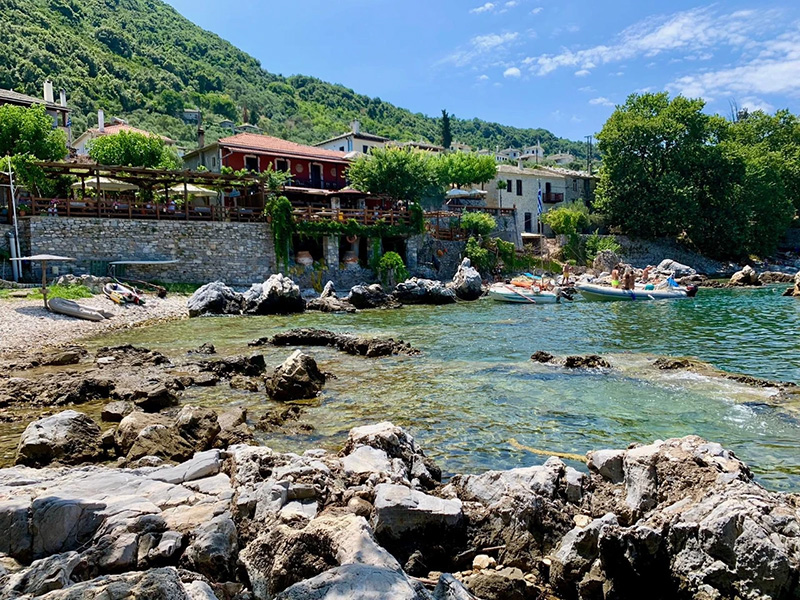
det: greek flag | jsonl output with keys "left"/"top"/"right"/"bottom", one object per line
{"left": 537, "top": 180, "right": 543, "bottom": 215}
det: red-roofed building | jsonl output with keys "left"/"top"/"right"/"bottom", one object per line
{"left": 183, "top": 133, "right": 350, "bottom": 190}
{"left": 74, "top": 110, "right": 176, "bottom": 156}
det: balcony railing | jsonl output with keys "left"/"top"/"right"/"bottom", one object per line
{"left": 288, "top": 178, "right": 341, "bottom": 190}
{"left": 291, "top": 206, "right": 410, "bottom": 226}
{"left": 21, "top": 198, "right": 263, "bottom": 222}
{"left": 543, "top": 192, "right": 564, "bottom": 203}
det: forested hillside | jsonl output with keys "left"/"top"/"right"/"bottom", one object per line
{"left": 0, "top": 0, "right": 587, "bottom": 156}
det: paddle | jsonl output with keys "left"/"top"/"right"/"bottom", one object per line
{"left": 505, "top": 284, "right": 537, "bottom": 304}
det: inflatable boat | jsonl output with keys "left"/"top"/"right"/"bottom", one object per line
{"left": 576, "top": 282, "right": 698, "bottom": 302}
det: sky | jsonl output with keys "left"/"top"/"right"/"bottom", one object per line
{"left": 164, "top": 0, "right": 800, "bottom": 142}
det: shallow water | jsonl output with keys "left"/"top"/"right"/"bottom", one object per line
{"left": 7, "top": 285, "right": 799, "bottom": 490}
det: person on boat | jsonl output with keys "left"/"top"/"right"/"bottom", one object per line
{"left": 611, "top": 267, "right": 620, "bottom": 288}
{"left": 562, "top": 264, "right": 571, "bottom": 285}
{"left": 641, "top": 265, "right": 652, "bottom": 282}
{"left": 621, "top": 268, "right": 635, "bottom": 290}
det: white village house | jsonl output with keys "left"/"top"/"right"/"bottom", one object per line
{"left": 73, "top": 110, "right": 175, "bottom": 156}
{"left": 314, "top": 120, "right": 391, "bottom": 155}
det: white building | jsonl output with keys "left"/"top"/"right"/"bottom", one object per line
{"left": 547, "top": 152, "right": 575, "bottom": 165}
{"left": 522, "top": 143, "right": 545, "bottom": 159}
{"left": 315, "top": 120, "right": 391, "bottom": 154}
{"left": 486, "top": 162, "right": 571, "bottom": 239}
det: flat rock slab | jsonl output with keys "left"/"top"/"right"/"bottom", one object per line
{"left": 373, "top": 483, "right": 463, "bottom": 538}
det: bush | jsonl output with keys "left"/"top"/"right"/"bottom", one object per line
{"left": 460, "top": 212, "right": 496, "bottom": 237}
{"left": 540, "top": 202, "right": 590, "bottom": 236}
{"left": 378, "top": 251, "right": 408, "bottom": 286}
{"left": 584, "top": 230, "right": 621, "bottom": 262}
{"left": 464, "top": 236, "right": 491, "bottom": 274}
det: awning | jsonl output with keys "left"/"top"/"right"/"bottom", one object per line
{"left": 71, "top": 177, "right": 139, "bottom": 192}
{"left": 164, "top": 183, "right": 218, "bottom": 197}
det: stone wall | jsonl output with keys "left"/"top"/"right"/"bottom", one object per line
{"left": 0, "top": 224, "right": 11, "bottom": 254}
{"left": 18, "top": 217, "right": 276, "bottom": 285}
{"left": 415, "top": 235, "right": 466, "bottom": 280}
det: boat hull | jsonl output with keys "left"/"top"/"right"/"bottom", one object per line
{"left": 48, "top": 298, "right": 110, "bottom": 321}
{"left": 576, "top": 283, "right": 691, "bottom": 302}
{"left": 488, "top": 285, "right": 561, "bottom": 304}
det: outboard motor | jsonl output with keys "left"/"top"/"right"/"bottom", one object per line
{"left": 685, "top": 285, "right": 698, "bottom": 297}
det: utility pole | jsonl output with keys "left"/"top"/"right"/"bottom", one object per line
{"left": 585, "top": 135, "right": 593, "bottom": 175}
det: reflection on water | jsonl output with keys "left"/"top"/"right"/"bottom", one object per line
{"left": 12, "top": 286, "right": 799, "bottom": 490}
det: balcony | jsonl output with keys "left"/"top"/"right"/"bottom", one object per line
{"left": 288, "top": 177, "right": 341, "bottom": 191}
{"left": 543, "top": 192, "right": 564, "bottom": 203}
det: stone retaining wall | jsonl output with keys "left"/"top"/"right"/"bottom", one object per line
{"left": 18, "top": 217, "right": 277, "bottom": 285}
{"left": 615, "top": 235, "right": 731, "bottom": 275}
{"left": 0, "top": 224, "right": 11, "bottom": 254}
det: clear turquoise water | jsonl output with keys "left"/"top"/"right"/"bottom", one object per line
{"left": 83, "top": 285, "right": 800, "bottom": 490}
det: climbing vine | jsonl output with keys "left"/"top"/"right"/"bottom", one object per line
{"left": 265, "top": 195, "right": 293, "bottom": 268}
{"left": 378, "top": 251, "right": 408, "bottom": 286}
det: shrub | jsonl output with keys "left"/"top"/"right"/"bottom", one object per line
{"left": 465, "top": 236, "right": 491, "bottom": 274}
{"left": 540, "top": 202, "right": 590, "bottom": 236}
{"left": 584, "top": 230, "right": 621, "bottom": 262}
{"left": 378, "top": 251, "right": 408, "bottom": 286}
{"left": 460, "top": 212, "right": 496, "bottom": 237}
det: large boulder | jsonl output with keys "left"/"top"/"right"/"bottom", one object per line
{"left": 16, "top": 410, "right": 104, "bottom": 467}
{"left": 656, "top": 259, "right": 696, "bottom": 278}
{"left": 449, "top": 258, "right": 482, "bottom": 301}
{"left": 347, "top": 283, "right": 398, "bottom": 309}
{"left": 758, "top": 270, "right": 795, "bottom": 284}
{"left": 592, "top": 250, "right": 620, "bottom": 274}
{"left": 393, "top": 278, "right": 457, "bottom": 305}
{"left": 175, "top": 405, "right": 221, "bottom": 451}
{"left": 114, "top": 411, "right": 172, "bottom": 456}
{"left": 127, "top": 424, "right": 195, "bottom": 463}
{"left": 187, "top": 281, "right": 242, "bottom": 317}
{"left": 243, "top": 274, "right": 305, "bottom": 315}
{"left": 265, "top": 350, "right": 327, "bottom": 402}
{"left": 729, "top": 264, "right": 761, "bottom": 286}
{"left": 182, "top": 514, "right": 238, "bottom": 581}
{"left": 373, "top": 483, "right": 463, "bottom": 539}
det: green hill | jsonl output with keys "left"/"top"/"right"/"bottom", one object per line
{"left": 1, "top": 0, "right": 587, "bottom": 159}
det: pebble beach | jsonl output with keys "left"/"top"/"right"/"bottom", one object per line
{"left": 0, "top": 294, "right": 188, "bottom": 355}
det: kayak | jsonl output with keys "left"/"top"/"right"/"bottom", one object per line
{"left": 49, "top": 297, "right": 113, "bottom": 321}
{"left": 488, "top": 283, "right": 562, "bottom": 304}
{"left": 576, "top": 282, "right": 698, "bottom": 302}
{"left": 103, "top": 282, "right": 146, "bottom": 305}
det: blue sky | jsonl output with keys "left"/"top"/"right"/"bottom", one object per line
{"left": 164, "top": 0, "right": 800, "bottom": 142}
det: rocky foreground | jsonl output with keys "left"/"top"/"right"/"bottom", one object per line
{"left": 1, "top": 421, "right": 798, "bottom": 600}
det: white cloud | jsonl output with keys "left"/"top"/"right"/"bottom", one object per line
{"left": 523, "top": 6, "right": 779, "bottom": 76}
{"left": 505, "top": 1, "right": 518, "bottom": 7}
{"left": 740, "top": 97, "right": 776, "bottom": 113}
{"left": 503, "top": 66, "right": 522, "bottom": 78}
{"left": 578, "top": 86, "right": 596, "bottom": 92}
{"left": 530, "top": 6, "right": 543, "bottom": 14}
{"left": 571, "top": 115, "right": 584, "bottom": 123}
{"left": 470, "top": 2, "right": 495, "bottom": 14}
{"left": 589, "top": 96, "right": 615, "bottom": 107}
{"left": 478, "top": 74, "right": 490, "bottom": 81}
{"left": 667, "top": 29, "right": 800, "bottom": 101}
{"left": 574, "top": 69, "right": 591, "bottom": 77}
{"left": 439, "top": 31, "right": 520, "bottom": 67}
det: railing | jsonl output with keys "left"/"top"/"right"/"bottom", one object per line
{"left": 424, "top": 207, "right": 518, "bottom": 241}
{"left": 543, "top": 192, "right": 564, "bottom": 203}
{"left": 23, "top": 198, "right": 264, "bottom": 222}
{"left": 291, "top": 206, "right": 410, "bottom": 226}
{"left": 289, "top": 178, "right": 341, "bottom": 191}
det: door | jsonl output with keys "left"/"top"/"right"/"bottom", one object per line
{"left": 310, "top": 164, "right": 323, "bottom": 188}
{"left": 545, "top": 181, "right": 551, "bottom": 201}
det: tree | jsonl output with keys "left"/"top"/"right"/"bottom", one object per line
{"left": 347, "top": 147, "right": 439, "bottom": 202}
{"left": 88, "top": 130, "right": 181, "bottom": 169}
{"left": 0, "top": 104, "right": 67, "bottom": 193}
{"left": 440, "top": 109, "right": 452, "bottom": 150}
{"left": 595, "top": 92, "right": 712, "bottom": 240}
{"left": 0, "top": 104, "right": 66, "bottom": 160}
{"left": 434, "top": 152, "right": 496, "bottom": 188}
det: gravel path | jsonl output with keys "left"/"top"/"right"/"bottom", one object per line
{"left": 0, "top": 294, "right": 188, "bottom": 355}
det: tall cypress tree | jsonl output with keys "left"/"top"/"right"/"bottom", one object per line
{"left": 440, "top": 109, "right": 453, "bottom": 151}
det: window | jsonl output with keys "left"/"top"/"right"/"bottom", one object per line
{"left": 211, "top": 156, "right": 217, "bottom": 168}
{"left": 573, "top": 179, "right": 578, "bottom": 192}
{"left": 516, "top": 180, "right": 522, "bottom": 196}
{"left": 244, "top": 156, "right": 258, "bottom": 172}
{"left": 340, "top": 146, "right": 345, "bottom": 151}
{"left": 524, "top": 212, "right": 532, "bottom": 233}
{"left": 363, "top": 145, "right": 369, "bottom": 153}
{"left": 506, "top": 179, "right": 512, "bottom": 193}
{"left": 276, "top": 159, "right": 289, "bottom": 172}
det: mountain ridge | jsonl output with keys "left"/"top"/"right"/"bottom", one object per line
{"left": 0, "top": 0, "right": 588, "bottom": 159}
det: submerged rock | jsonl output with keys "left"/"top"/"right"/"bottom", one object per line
{"left": 563, "top": 355, "right": 610, "bottom": 369}
{"left": 449, "top": 258, "right": 482, "bottom": 301}
{"left": 268, "top": 328, "right": 419, "bottom": 358}
{"left": 200, "top": 353, "right": 267, "bottom": 378}
{"left": 16, "top": 410, "right": 104, "bottom": 467}
{"left": 393, "top": 278, "right": 457, "bottom": 305}
{"left": 265, "top": 350, "right": 327, "bottom": 402}
{"left": 530, "top": 351, "right": 555, "bottom": 363}
{"left": 187, "top": 281, "right": 243, "bottom": 317}
{"left": 243, "top": 274, "right": 305, "bottom": 315}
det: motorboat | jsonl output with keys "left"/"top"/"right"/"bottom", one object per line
{"left": 488, "top": 282, "right": 564, "bottom": 304}
{"left": 576, "top": 282, "right": 698, "bottom": 302}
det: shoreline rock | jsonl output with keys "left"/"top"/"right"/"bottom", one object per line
{"left": 259, "top": 327, "right": 420, "bottom": 358}
{"left": 1, "top": 423, "right": 799, "bottom": 599}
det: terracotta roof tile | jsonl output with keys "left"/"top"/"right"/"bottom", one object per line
{"left": 218, "top": 133, "right": 349, "bottom": 162}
